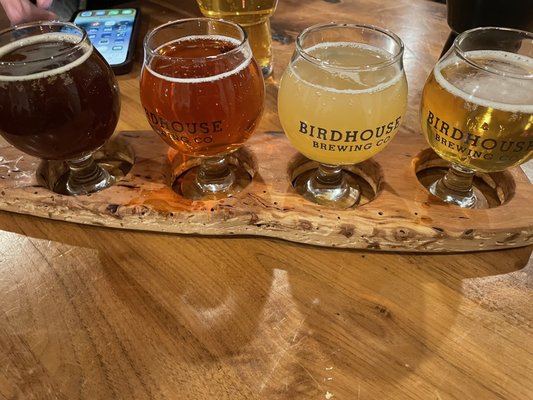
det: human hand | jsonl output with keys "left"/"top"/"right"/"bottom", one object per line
{"left": 0, "top": 0, "right": 58, "bottom": 25}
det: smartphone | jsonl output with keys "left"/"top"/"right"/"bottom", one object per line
{"left": 72, "top": 8, "right": 140, "bottom": 75}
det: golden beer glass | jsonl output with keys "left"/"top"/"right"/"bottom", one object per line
{"left": 420, "top": 27, "right": 533, "bottom": 208}
{"left": 196, "top": 0, "right": 278, "bottom": 77}
{"left": 278, "top": 23, "right": 408, "bottom": 208}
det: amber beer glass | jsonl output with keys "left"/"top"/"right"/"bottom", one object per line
{"left": 0, "top": 21, "right": 120, "bottom": 195}
{"left": 278, "top": 23, "right": 407, "bottom": 208}
{"left": 420, "top": 27, "right": 533, "bottom": 208}
{"left": 196, "top": 0, "right": 278, "bottom": 77}
{"left": 140, "top": 18, "right": 264, "bottom": 199}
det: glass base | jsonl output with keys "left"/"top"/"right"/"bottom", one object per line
{"left": 429, "top": 178, "right": 489, "bottom": 209}
{"left": 64, "top": 166, "right": 115, "bottom": 195}
{"left": 293, "top": 167, "right": 360, "bottom": 208}
{"left": 428, "top": 164, "right": 489, "bottom": 209}
{"left": 175, "top": 162, "right": 252, "bottom": 201}
{"left": 52, "top": 157, "right": 119, "bottom": 196}
{"left": 39, "top": 139, "right": 134, "bottom": 196}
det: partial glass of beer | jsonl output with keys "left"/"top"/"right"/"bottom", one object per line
{"left": 0, "top": 21, "right": 121, "bottom": 195}
{"left": 140, "top": 18, "right": 265, "bottom": 200}
{"left": 278, "top": 23, "right": 407, "bottom": 208}
{"left": 196, "top": 0, "right": 278, "bottom": 77}
{"left": 420, "top": 27, "right": 533, "bottom": 208}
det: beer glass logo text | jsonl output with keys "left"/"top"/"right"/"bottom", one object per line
{"left": 145, "top": 108, "right": 222, "bottom": 144}
{"left": 427, "top": 110, "right": 533, "bottom": 162}
{"left": 298, "top": 116, "right": 402, "bottom": 153}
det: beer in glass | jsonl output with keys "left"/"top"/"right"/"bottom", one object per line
{"left": 0, "top": 21, "right": 121, "bottom": 195}
{"left": 196, "top": 0, "right": 278, "bottom": 77}
{"left": 278, "top": 23, "right": 407, "bottom": 208}
{"left": 140, "top": 18, "right": 264, "bottom": 199}
{"left": 420, "top": 27, "right": 533, "bottom": 208}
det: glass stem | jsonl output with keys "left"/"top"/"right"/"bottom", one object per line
{"left": 432, "top": 163, "right": 476, "bottom": 208}
{"left": 196, "top": 156, "right": 234, "bottom": 192}
{"left": 66, "top": 153, "right": 112, "bottom": 195}
{"left": 298, "top": 163, "right": 360, "bottom": 208}
{"left": 314, "top": 163, "right": 345, "bottom": 188}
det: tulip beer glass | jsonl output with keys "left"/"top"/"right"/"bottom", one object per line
{"left": 420, "top": 27, "right": 533, "bottom": 208}
{"left": 0, "top": 21, "right": 121, "bottom": 195}
{"left": 278, "top": 23, "right": 407, "bottom": 208}
{"left": 140, "top": 18, "right": 264, "bottom": 200}
{"left": 196, "top": 0, "right": 278, "bottom": 77}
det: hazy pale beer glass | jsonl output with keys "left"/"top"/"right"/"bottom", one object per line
{"left": 140, "top": 18, "right": 264, "bottom": 199}
{"left": 0, "top": 21, "right": 121, "bottom": 195}
{"left": 420, "top": 27, "right": 533, "bottom": 208}
{"left": 196, "top": 0, "right": 278, "bottom": 77}
{"left": 278, "top": 23, "right": 407, "bottom": 208}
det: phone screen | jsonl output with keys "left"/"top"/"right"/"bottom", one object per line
{"left": 73, "top": 8, "right": 136, "bottom": 66}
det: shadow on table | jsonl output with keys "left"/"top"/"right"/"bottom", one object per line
{"left": 0, "top": 213, "right": 531, "bottom": 399}
{"left": 0, "top": 215, "right": 276, "bottom": 398}
{"left": 268, "top": 243, "right": 533, "bottom": 399}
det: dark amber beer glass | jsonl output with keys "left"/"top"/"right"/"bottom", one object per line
{"left": 0, "top": 21, "right": 120, "bottom": 195}
{"left": 140, "top": 18, "right": 264, "bottom": 199}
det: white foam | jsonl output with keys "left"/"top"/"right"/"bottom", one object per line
{"left": 289, "top": 41, "right": 404, "bottom": 94}
{"left": 306, "top": 41, "right": 394, "bottom": 65}
{"left": 0, "top": 33, "right": 92, "bottom": 82}
{"left": 145, "top": 35, "right": 252, "bottom": 84}
{"left": 434, "top": 50, "right": 533, "bottom": 113}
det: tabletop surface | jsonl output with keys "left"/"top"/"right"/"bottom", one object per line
{"left": 1, "top": 1, "right": 532, "bottom": 399}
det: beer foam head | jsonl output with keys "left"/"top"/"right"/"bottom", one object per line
{"left": 0, "top": 32, "right": 92, "bottom": 82}
{"left": 290, "top": 41, "right": 405, "bottom": 94}
{"left": 145, "top": 35, "right": 252, "bottom": 84}
{"left": 435, "top": 50, "right": 533, "bottom": 113}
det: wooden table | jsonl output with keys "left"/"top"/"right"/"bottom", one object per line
{"left": 1, "top": 1, "right": 532, "bottom": 399}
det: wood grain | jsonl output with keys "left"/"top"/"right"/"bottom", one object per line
{"left": 0, "top": 1, "right": 532, "bottom": 399}
{"left": 1, "top": 130, "right": 531, "bottom": 252}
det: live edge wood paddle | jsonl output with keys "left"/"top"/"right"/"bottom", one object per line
{"left": 0, "top": 127, "right": 531, "bottom": 252}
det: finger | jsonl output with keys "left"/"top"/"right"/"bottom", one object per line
{"left": 36, "top": 0, "right": 54, "bottom": 9}
{"left": 1, "top": 0, "right": 57, "bottom": 24}
{"left": 27, "top": 6, "right": 58, "bottom": 22}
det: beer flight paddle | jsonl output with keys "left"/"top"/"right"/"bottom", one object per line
{"left": 0, "top": 19, "right": 531, "bottom": 251}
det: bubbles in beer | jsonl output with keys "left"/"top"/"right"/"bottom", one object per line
{"left": 278, "top": 40, "right": 407, "bottom": 165}
{"left": 434, "top": 50, "right": 533, "bottom": 113}
{"left": 140, "top": 33, "right": 264, "bottom": 158}
{"left": 0, "top": 32, "right": 119, "bottom": 161}
{"left": 145, "top": 35, "right": 252, "bottom": 84}
{"left": 290, "top": 42, "right": 403, "bottom": 94}
{"left": 422, "top": 49, "right": 533, "bottom": 172}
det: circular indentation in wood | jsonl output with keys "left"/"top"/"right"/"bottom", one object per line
{"left": 37, "top": 137, "right": 135, "bottom": 194}
{"left": 170, "top": 146, "right": 257, "bottom": 199}
{"left": 287, "top": 154, "right": 382, "bottom": 207}
{"left": 414, "top": 148, "right": 515, "bottom": 208}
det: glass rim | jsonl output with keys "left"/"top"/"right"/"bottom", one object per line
{"left": 0, "top": 20, "right": 87, "bottom": 67}
{"left": 453, "top": 26, "right": 533, "bottom": 80}
{"left": 295, "top": 22, "right": 405, "bottom": 72}
{"left": 143, "top": 17, "right": 248, "bottom": 62}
